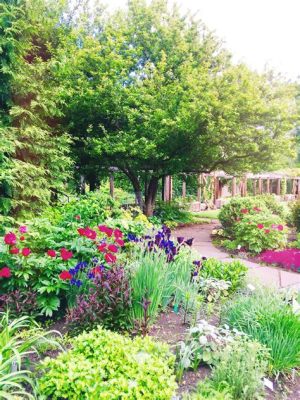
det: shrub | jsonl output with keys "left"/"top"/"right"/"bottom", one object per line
{"left": 200, "top": 258, "right": 247, "bottom": 293}
{"left": 154, "top": 200, "right": 194, "bottom": 227}
{"left": 38, "top": 327, "right": 177, "bottom": 399}
{"left": 183, "top": 379, "right": 233, "bottom": 400}
{"left": 230, "top": 213, "right": 287, "bottom": 253}
{"left": 0, "top": 289, "right": 38, "bottom": 317}
{"left": 291, "top": 200, "right": 300, "bottom": 232}
{"left": 67, "top": 266, "right": 132, "bottom": 332}
{"left": 222, "top": 287, "right": 300, "bottom": 374}
{"left": 210, "top": 338, "right": 268, "bottom": 400}
{"left": 255, "top": 194, "right": 286, "bottom": 220}
{"left": 219, "top": 197, "right": 268, "bottom": 235}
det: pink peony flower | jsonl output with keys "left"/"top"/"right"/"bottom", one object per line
{"left": 21, "top": 248, "right": 31, "bottom": 257}
{"left": 257, "top": 224, "right": 264, "bottom": 229}
{"left": 105, "top": 253, "right": 117, "bottom": 264}
{"left": 9, "top": 247, "right": 19, "bottom": 254}
{"left": 4, "top": 232, "right": 16, "bottom": 246}
{"left": 60, "top": 248, "right": 73, "bottom": 261}
{"left": 19, "top": 226, "right": 27, "bottom": 234}
{"left": 47, "top": 249, "right": 56, "bottom": 258}
{"left": 0, "top": 267, "right": 11, "bottom": 278}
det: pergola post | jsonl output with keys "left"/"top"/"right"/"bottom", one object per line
{"left": 277, "top": 179, "right": 281, "bottom": 196}
{"left": 266, "top": 178, "right": 270, "bottom": 194}
{"left": 253, "top": 179, "right": 257, "bottom": 196}
{"left": 109, "top": 173, "right": 114, "bottom": 198}
{"left": 244, "top": 177, "right": 248, "bottom": 197}
{"left": 232, "top": 177, "right": 237, "bottom": 197}
{"left": 258, "top": 178, "right": 263, "bottom": 194}
{"left": 298, "top": 179, "right": 300, "bottom": 199}
{"left": 182, "top": 179, "right": 186, "bottom": 198}
{"left": 197, "top": 174, "right": 202, "bottom": 203}
{"left": 293, "top": 179, "right": 297, "bottom": 196}
{"left": 163, "top": 176, "right": 170, "bottom": 201}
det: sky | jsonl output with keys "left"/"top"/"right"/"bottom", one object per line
{"left": 106, "top": 0, "right": 300, "bottom": 81}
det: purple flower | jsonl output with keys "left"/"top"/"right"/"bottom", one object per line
{"left": 177, "top": 237, "right": 185, "bottom": 244}
{"left": 193, "top": 260, "right": 201, "bottom": 267}
{"left": 185, "top": 238, "right": 194, "bottom": 246}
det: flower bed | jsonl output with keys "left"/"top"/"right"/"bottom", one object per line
{"left": 260, "top": 248, "right": 300, "bottom": 272}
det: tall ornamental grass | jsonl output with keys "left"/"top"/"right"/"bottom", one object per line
{"left": 222, "top": 287, "right": 300, "bottom": 374}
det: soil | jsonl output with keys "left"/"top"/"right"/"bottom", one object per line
{"left": 149, "top": 309, "right": 300, "bottom": 400}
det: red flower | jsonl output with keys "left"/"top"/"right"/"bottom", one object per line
{"left": 4, "top": 232, "right": 16, "bottom": 246}
{"left": 264, "top": 229, "right": 270, "bottom": 234}
{"left": 77, "top": 228, "right": 86, "bottom": 236}
{"left": 253, "top": 207, "right": 261, "bottom": 212}
{"left": 9, "top": 247, "right": 19, "bottom": 254}
{"left": 20, "top": 236, "right": 25, "bottom": 241}
{"left": 19, "top": 226, "right": 27, "bottom": 234}
{"left": 105, "top": 228, "right": 113, "bottom": 237}
{"left": 75, "top": 215, "right": 81, "bottom": 220}
{"left": 115, "top": 238, "right": 125, "bottom": 247}
{"left": 91, "top": 266, "right": 102, "bottom": 276}
{"left": 21, "top": 248, "right": 31, "bottom": 257}
{"left": 60, "top": 248, "right": 73, "bottom": 261}
{"left": 97, "top": 243, "right": 107, "bottom": 253}
{"left": 84, "top": 227, "right": 97, "bottom": 240}
{"left": 47, "top": 249, "right": 56, "bottom": 258}
{"left": 105, "top": 253, "right": 117, "bottom": 264}
{"left": 108, "top": 244, "right": 118, "bottom": 253}
{"left": 59, "top": 270, "right": 72, "bottom": 280}
{"left": 114, "top": 229, "right": 123, "bottom": 239}
{"left": 98, "top": 225, "right": 108, "bottom": 233}
{"left": 98, "top": 225, "right": 113, "bottom": 237}
{"left": 277, "top": 225, "right": 284, "bottom": 231}
{"left": 257, "top": 224, "right": 264, "bottom": 229}
{"left": 241, "top": 209, "right": 249, "bottom": 214}
{"left": 0, "top": 267, "right": 11, "bottom": 278}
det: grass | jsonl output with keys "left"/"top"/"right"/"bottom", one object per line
{"left": 222, "top": 287, "right": 300, "bottom": 374}
{"left": 192, "top": 210, "right": 220, "bottom": 220}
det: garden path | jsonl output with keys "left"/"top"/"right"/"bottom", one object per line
{"left": 173, "top": 223, "right": 300, "bottom": 290}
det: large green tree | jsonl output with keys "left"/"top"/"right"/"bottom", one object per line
{"left": 57, "top": 0, "right": 297, "bottom": 215}
{"left": 0, "top": 0, "right": 72, "bottom": 217}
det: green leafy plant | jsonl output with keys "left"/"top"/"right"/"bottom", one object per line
{"left": 291, "top": 199, "right": 300, "bottom": 232}
{"left": 222, "top": 287, "right": 300, "bottom": 374}
{"left": 183, "top": 379, "right": 233, "bottom": 400}
{"left": 201, "top": 258, "right": 247, "bottom": 293}
{"left": 210, "top": 337, "right": 269, "bottom": 400}
{"left": 0, "top": 312, "right": 61, "bottom": 399}
{"left": 38, "top": 326, "right": 177, "bottom": 399}
{"left": 230, "top": 213, "right": 287, "bottom": 253}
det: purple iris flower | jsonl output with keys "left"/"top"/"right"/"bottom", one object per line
{"left": 185, "top": 238, "right": 194, "bottom": 246}
{"left": 177, "top": 237, "right": 185, "bottom": 244}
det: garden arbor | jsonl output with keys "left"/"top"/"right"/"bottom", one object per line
{"left": 161, "top": 172, "right": 300, "bottom": 209}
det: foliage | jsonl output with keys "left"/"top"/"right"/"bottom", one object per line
{"left": 219, "top": 197, "right": 269, "bottom": 235}
{"left": 0, "top": 0, "right": 72, "bottom": 217}
{"left": 200, "top": 258, "right": 247, "bottom": 293}
{"left": 67, "top": 266, "right": 131, "bottom": 332}
{"left": 0, "top": 289, "right": 38, "bottom": 317}
{"left": 226, "top": 213, "right": 287, "bottom": 254}
{"left": 38, "top": 326, "right": 177, "bottom": 399}
{"left": 222, "top": 287, "right": 300, "bottom": 373}
{"left": 176, "top": 320, "right": 247, "bottom": 381}
{"left": 194, "top": 277, "right": 231, "bottom": 303}
{"left": 58, "top": 0, "right": 297, "bottom": 216}
{"left": 154, "top": 200, "right": 194, "bottom": 227}
{"left": 291, "top": 199, "right": 300, "bottom": 231}
{"left": 183, "top": 379, "right": 233, "bottom": 400}
{"left": 255, "top": 194, "right": 287, "bottom": 220}
{"left": 210, "top": 337, "right": 269, "bottom": 400}
{"left": 0, "top": 312, "right": 61, "bottom": 400}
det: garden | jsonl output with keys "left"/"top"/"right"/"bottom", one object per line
{"left": 1, "top": 0, "right": 300, "bottom": 399}
{"left": 1, "top": 190, "right": 300, "bottom": 399}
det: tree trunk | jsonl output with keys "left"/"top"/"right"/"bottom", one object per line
{"left": 135, "top": 190, "right": 143, "bottom": 209}
{"left": 144, "top": 176, "right": 159, "bottom": 217}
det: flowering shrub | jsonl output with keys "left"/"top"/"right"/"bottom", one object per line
{"left": 229, "top": 213, "right": 287, "bottom": 254}
{"left": 38, "top": 327, "right": 177, "bottom": 399}
{"left": 219, "top": 197, "right": 268, "bottom": 235}
{"left": 0, "top": 222, "right": 126, "bottom": 316}
{"left": 260, "top": 249, "right": 300, "bottom": 272}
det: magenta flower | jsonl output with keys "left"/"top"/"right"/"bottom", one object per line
{"left": 19, "top": 226, "right": 27, "bottom": 234}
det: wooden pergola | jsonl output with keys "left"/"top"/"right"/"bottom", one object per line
{"left": 162, "top": 172, "right": 300, "bottom": 208}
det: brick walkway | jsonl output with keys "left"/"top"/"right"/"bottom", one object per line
{"left": 174, "top": 223, "right": 300, "bottom": 290}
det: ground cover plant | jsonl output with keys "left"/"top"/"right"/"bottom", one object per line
{"left": 260, "top": 248, "right": 300, "bottom": 272}
{"left": 222, "top": 286, "right": 300, "bottom": 374}
{"left": 38, "top": 327, "right": 177, "bottom": 400}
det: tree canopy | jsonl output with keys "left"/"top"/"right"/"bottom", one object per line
{"left": 0, "top": 0, "right": 298, "bottom": 216}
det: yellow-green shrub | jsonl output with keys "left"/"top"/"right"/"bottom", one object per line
{"left": 38, "top": 327, "right": 177, "bottom": 399}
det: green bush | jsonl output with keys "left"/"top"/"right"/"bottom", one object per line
{"left": 291, "top": 200, "right": 300, "bottom": 231}
{"left": 210, "top": 337, "right": 268, "bottom": 400}
{"left": 154, "top": 200, "right": 194, "bottom": 227}
{"left": 201, "top": 258, "right": 247, "bottom": 293}
{"left": 219, "top": 197, "right": 268, "bottom": 235}
{"left": 38, "top": 327, "right": 177, "bottom": 399}
{"left": 183, "top": 379, "right": 233, "bottom": 400}
{"left": 222, "top": 287, "right": 300, "bottom": 374}
{"left": 227, "top": 213, "right": 287, "bottom": 253}
{"left": 219, "top": 195, "right": 286, "bottom": 236}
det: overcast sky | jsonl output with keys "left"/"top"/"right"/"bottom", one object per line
{"left": 106, "top": 0, "right": 300, "bottom": 81}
